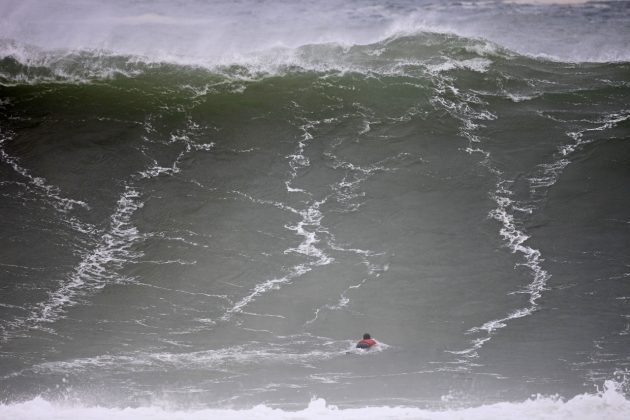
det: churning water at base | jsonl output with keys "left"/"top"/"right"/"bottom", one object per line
{"left": 0, "top": 0, "right": 629, "bottom": 418}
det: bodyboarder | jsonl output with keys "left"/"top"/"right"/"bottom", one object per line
{"left": 356, "top": 333, "right": 377, "bottom": 349}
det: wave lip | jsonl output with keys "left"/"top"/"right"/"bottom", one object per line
{"left": 2, "top": 0, "right": 630, "bottom": 64}
{"left": 0, "top": 32, "right": 503, "bottom": 85}
{"left": 2, "top": 21, "right": 628, "bottom": 90}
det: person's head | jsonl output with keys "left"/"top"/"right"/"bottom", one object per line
{"left": 363, "top": 333, "right": 371, "bottom": 340}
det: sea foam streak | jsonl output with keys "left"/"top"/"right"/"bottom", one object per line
{"left": 0, "top": 132, "right": 90, "bottom": 213}
{"left": 27, "top": 186, "right": 143, "bottom": 326}
{"left": 429, "top": 65, "right": 553, "bottom": 360}
{"left": 1, "top": 116, "right": 215, "bottom": 336}
{"left": 223, "top": 120, "right": 333, "bottom": 319}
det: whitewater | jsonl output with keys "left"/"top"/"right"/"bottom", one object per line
{"left": 0, "top": 0, "right": 629, "bottom": 419}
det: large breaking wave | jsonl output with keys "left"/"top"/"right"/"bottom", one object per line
{"left": 1, "top": 0, "right": 629, "bottom": 416}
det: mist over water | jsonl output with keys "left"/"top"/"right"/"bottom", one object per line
{"left": 1, "top": 0, "right": 630, "bottom": 63}
{"left": 1, "top": 1, "right": 630, "bottom": 419}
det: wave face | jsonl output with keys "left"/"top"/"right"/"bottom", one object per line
{"left": 1, "top": 1, "right": 630, "bottom": 418}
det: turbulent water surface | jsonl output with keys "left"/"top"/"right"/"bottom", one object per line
{"left": 1, "top": 0, "right": 630, "bottom": 418}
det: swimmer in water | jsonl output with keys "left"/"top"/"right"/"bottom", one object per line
{"left": 356, "top": 333, "right": 377, "bottom": 349}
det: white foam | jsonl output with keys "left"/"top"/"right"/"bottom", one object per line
{"left": 137, "top": 160, "right": 180, "bottom": 178}
{"left": 454, "top": 179, "right": 551, "bottom": 360}
{"left": 1, "top": 0, "right": 629, "bottom": 86}
{"left": 506, "top": 93, "right": 539, "bottom": 103}
{"left": 0, "top": 134, "right": 152, "bottom": 340}
{"left": 424, "top": 58, "right": 493, "bottom": 75}
{"left": 430, "top": 75, "right": 497, "bottom": 161}
{"left": 227, "top": 112, "right": 402, "bottom": 322}
{"left": 224, "top": 120, "right": 337, "bottom": 318}
{"left": 223, "top": 272, "right": 299, "bottom": 320}
{"left": 19, "top": 337, "right": 353, "bottom": 378}
{"left": 529, "top": 159, "right": 570, "bottom": 192}
{"left": 284, "top": 199, "right": 333, "bottom": 264}
{"left": 430, "top": 73, "right": 551, "bottom": 359}
{"left": 526, "top": 109, "right": 630, "bottom": 206}
{"left": 29, "top": 186, "right": 144, "bottom": 325}
{"left": 561, "top": 111, "right": 630, "bottom": 157}
{"left": 146, "top": 230, "right": 210, "bottom": 249}
{"left": 1, "top": 380, "right": 629, "bottom": 420}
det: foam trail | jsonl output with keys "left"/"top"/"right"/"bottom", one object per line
{"left": 284, "top": 198, "right": 332, "bottom": 264}
{"left": 531, "top": 111, "right": 629, "bottom": 219}
{"left": 0, "top": 130, "right": 203, "bottom": 339}
{"left": 527, "top": 110, "right": 630, "bottom": 196}
{"left": 449, "top": 106, "right": 630, "bottom": 360}
{"left": 301, "top": 119, "right": 406, "bottom": 324}
{"left": 145, "top": 230, "right": 211, "bottom": 249}
{"left": 28, "top": 186, "right": 143, "bottom": 326}
{"left": 223, "top": 118, "right": 341, "bottom": 319}
{"left": 0, "top": 147, "right": 98, "bottom": 246}
{"left": 231, "top": 190, "right": 299, "bottom": 215}
{"left": 11, "top": 337, "right": 354, "bottom": 380}
{"left": 561, "top": 111, "right": 630, "bottom": 157}
{"left": 304, "top": 277, "right": 367, "bottom": 326}
{"left": 0, "top": 139, "right": 155, "bottom": 341}
{"left": 226, "top": 112, "right": 400, "bottom": 323}
{"left": 430, "top": 73, "right": 552, "bottom": 360}
{"left": 450, "top": 179, "right": 550, "bottom": 358}
{"left": 429, "top": 73, "right": 496, "bottom": 160}
{"left": 285, "top": 121, "right": 314, "bottom": 193}
{"left": 223, "top": 265, "right": 308, "bottom": 320}
{"left": 0, "top": 132, "right": 90, "bottom": 214}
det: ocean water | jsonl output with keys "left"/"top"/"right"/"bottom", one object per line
{"left": 1, "top": 0, "right": 629, "bottom": 418}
